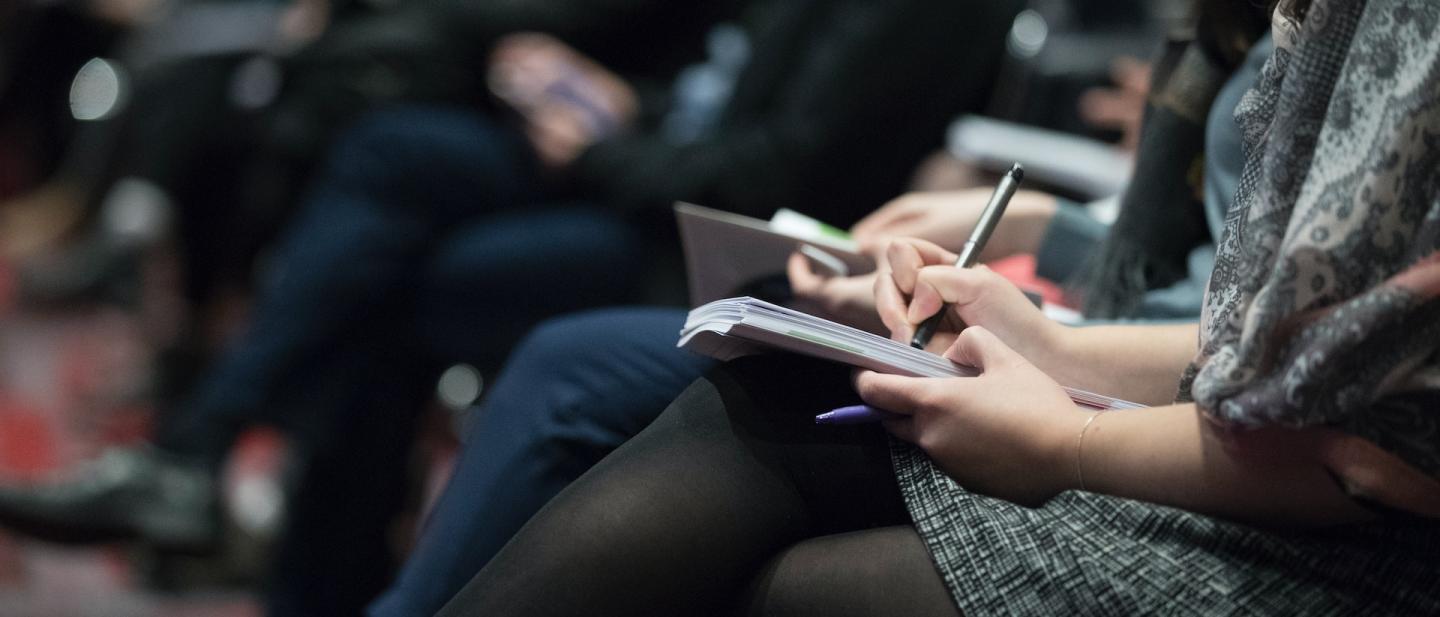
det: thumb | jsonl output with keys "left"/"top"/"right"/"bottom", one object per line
{"left": 942, "top": 326, "right": 1021, "bottom": 371}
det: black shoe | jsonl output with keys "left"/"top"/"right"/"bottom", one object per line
{"left": 0, "top": 447, "right": 220, "bottom": 552}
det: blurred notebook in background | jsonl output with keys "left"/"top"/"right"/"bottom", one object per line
{"left": 679, "top": 296, "right": 1143, "bottom": 410}
{"left": 947, "top": 115, "right": 1133, "bottom": 201}
{"left": 675, "top": 203, "right": 874, "bottom": 306}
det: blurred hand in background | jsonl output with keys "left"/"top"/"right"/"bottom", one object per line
{"left": 1077, "top": 55, "right": 1151, "bottom": 152}
{"left": 850, "top": 188, "right": 1059, "bottom": 260}
{"left": 488, "top": 33, "right": 638, "bottom": 169}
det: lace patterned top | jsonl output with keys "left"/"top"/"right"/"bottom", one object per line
{"left": 1177, "top": 0, "right": 1440, "bottom": 488}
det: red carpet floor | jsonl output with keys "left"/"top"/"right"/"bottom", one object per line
{"left": 0, "top": 261, "right": 263, "bottom": 617}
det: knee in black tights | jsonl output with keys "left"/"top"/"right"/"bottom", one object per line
{"left": 438, "top": 355, "right": 933, "bottom": 617}
{"left": 712, "top": 355, "right": 911, "bottom": 533}
{"left": 736, "top": 526, "right": 959, "bottom": 617}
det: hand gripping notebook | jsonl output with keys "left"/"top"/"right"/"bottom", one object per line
{"left": 678, "top": 297, "right": 1143, "bottom": 410}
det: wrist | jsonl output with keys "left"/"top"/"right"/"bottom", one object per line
{"left": 1038, "top": 403, "right": 1098, "bottom": 500}
{"left": 1023, "top": 316, "right": 1074, "bottom": 378}
{"left": 1071, "top": 409, "right": 1110, "bottom": 493}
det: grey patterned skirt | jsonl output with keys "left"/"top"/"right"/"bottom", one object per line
{"left": 890, "top": 444, "right": 1440, "bottom": 615}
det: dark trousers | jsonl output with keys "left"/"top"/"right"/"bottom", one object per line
{"left": 369, "top": 308, "right": 716, "bottom": 617}
{"left": 152, "top": 105, "right": 646, "bottom": 616}
{"left": 156, "top": 104, "right": 643, "bottom": 462}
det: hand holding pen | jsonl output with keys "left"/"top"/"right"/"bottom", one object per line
{"left": 828, "top": 164, "right": 1040, "bottom": 424}
{"left": 867, "top": 164, "right": 1028, "bottom": 352}
{"left": 909, "top": 163, "right": 1023, "bottom": 348}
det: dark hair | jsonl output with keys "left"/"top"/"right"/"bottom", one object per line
{"left": 1194, "top": 0, "right": 1312, "bottom": 69}
{"left": 1196, "top": 0, "right": 1271, "bottom": 68}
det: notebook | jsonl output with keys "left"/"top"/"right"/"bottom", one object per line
{"left": 674, "top": 203, "right": 874, "bottom": 306}
{"left": 678, "top": 296, "right": 1144, "bottom": 410}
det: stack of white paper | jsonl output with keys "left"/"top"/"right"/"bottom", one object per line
{"left": 679, "top": 297, "right": 1143, "bottom": 410}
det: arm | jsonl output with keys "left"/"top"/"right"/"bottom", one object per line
{"left": 1079, "top": 404, "right": 1374, "bottom": 527}
{"left": 862, "top": 237, "right": 1437, "bottom": 526}
{"left": 439, "top": 0, "right": 738, "bottom": 81}
{"left": 570, "top": 0, "right": 1023, "bottom": 221}
{"left": 1048, "top": 323, "right": 1197, "bottom": 406}
{"left": 875, "top": 237, "right": 1194, "bottom": 405}
{"left": 850, "top": 190, "right": 1117, "bottom": 288}
{"left": 854, "top": 329, "right": 1382, "bottom": 528}
{"left": 848, "top": 189, "right": 1061, "bottom": 258}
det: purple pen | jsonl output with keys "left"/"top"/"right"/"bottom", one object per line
{"left": 815, "top": 405, "right": 901, "bottom": 425}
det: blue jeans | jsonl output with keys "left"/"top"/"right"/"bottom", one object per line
{"left": 151, "top": 106, "right": 647, "bottom": 616}
{"left": 368, "top": 307, "right": 716, "bottom": 617}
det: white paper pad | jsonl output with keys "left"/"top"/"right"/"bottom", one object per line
{"left": 680, "top": 297, "right": 1144, "bottom": 410}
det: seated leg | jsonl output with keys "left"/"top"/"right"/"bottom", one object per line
{"left": 412, "top": 206, "right": 646, "bottom": 370}
{"left": 435, "top": 353, "right": 915, "bottom": 616}
{"left": 159, "top": 105, "right": 540, "bottom": 465}
{"left": 370, "top": 308, "right": 717, "bottom": 617}
{"left": 0, "top": 106, "right": 542, "bottom": 552}
{"left": 737, "top": 526, "right": 958, "bottom": 617}
{"left": 265, "top": 334, "right": 434, "bottom": 617}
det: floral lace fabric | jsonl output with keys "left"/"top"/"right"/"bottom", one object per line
{"left": 1180, "top": 0, "right": 1440, "bottom": 476}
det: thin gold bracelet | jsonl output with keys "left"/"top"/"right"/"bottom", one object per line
{"left": 1075, "top": 410, "right": 1109, "bottom": 492}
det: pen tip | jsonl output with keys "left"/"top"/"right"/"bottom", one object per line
{"left": 1009, "top": 163, "right": 1024, "bottom": 182}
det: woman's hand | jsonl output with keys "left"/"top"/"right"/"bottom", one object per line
{"left": 849, "top": 189, "right": 1058, "bottom": 258}
{"left": 855, "top": 327, "right": 1088, "bottom": 505}
{"left": 1077, "top": 56, "right": 1151, "bottom": 153}
{"left": 875, "top": 238, "right": 1065, "bottom": 366}
{"left": 859, "top": 331, "right": 1383, "bottom": 523}
{"left": 785, "top": 252, "right": 885, "bottom": 334}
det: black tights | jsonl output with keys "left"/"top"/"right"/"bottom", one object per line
{"left": 437, "top": 355, "right": 959, "bottom": 616}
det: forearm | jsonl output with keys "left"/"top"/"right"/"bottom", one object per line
{"left": 1077, "top": 404, "right": 1372, "bottom": 527}
{"left": 571, "top": 131, "right": 791, "bottom": 218}
{"left": 1043, "top": 322, "right": 1197, "bottom": 405}
{"left": 576, "top": 0, "right": 1021, "bottom": 221}
{"left": 976, "top": 191, "right": 1058, "bottom": 261}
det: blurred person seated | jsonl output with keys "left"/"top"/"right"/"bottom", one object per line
{"left": 0, "top": 0, "right": 1022, "bottom": 614}
{"left": 368, "top": 6, "right": 1271, "bottom": 614}
{"left": 0, "top": 0, "right": 726, "bottom": 364}
{"left": 0, "top": 0, "right": 732, "bottom": 613}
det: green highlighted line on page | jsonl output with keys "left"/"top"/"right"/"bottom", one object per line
{"left": 785, "top": 330, "right": 866, "bottom": 355}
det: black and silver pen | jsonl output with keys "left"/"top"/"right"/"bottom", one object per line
{"left": 909, "top": 162, "right": 1025, "bottom": 349}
